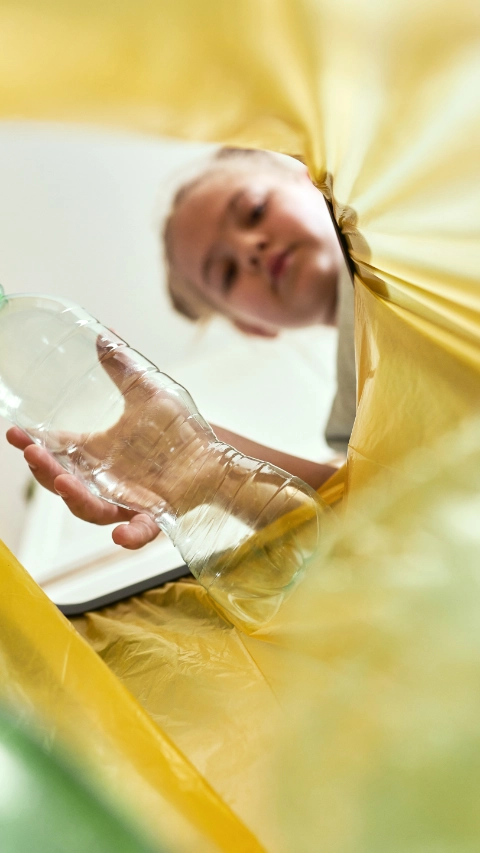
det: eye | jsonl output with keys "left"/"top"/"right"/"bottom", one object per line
{"left": 248, "top": 201, "right": 266, "bottom": 226}
{"left": 222, "top": 260, "right": 238, "bottom": 293}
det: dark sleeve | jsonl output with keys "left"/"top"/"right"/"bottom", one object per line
{"left": 324, "top": 270, "right": 356, "bottom": 455}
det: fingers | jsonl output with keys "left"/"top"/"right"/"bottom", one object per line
{"left": 8, "top": 431, "right": 74, "bottom": 497}
{"left": 6, "top": 427, "right": 158, "bottom": 546}
{"left": 96, "top": 335, "right": 183, "bottom": 421}
{"left": 6, "top": 426, "right": 34, "bottom": 452}
{"left": 96, "top": 334, "right": 150, "bottom": 395}
{"left": 53, "top": 473, "right": 133, "bottom": 526}
{"left": 112, "top": 513, "right": 160, "bottom": 550}
{"left": 21, "top": 443, "right": 69, "bottom": 494}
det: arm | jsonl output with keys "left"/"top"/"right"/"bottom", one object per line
{"left": 6, "top": 422, "right": 335, "bottom": 551}
{"left": 211, "top": 425, "right": 336, "bottom": 491}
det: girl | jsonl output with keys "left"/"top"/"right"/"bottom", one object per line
{"left": 7, "top": 148, "right": 355, "bottom": 549}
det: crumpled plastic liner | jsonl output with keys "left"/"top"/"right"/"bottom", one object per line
{"left": 0, "top": 0, "right": 479, "bottom": 849}
{"left": 0, "top": 541, "right": 265, "bottom": 853}
{"left": 272, "top": 415, "right": 480, "bottom": 852}
{"left": 72, "top": 580, "right": 286, "bottom": 851}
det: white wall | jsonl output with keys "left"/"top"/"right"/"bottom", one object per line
{"left": 0, "top": 122, "right": 337, "bottom": 556}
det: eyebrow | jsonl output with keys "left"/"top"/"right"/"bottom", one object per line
{"left": 201, "top": 189, "right": 246, "bottom": 287}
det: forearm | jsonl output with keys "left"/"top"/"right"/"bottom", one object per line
{"left": 210, "top": 425, "right": 336, "bottom": 491}
{"left": 155, "top": 422, "right": 334, "bottom": 532}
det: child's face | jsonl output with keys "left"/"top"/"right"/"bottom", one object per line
{"left": 169, "top": 163, "right": 343, "bottom": 334}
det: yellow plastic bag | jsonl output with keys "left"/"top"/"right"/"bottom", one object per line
{"left": 272, "top": 414, "right": 480, "bottom": 852}
{"left": 0, "top": 541, "right": 265, "bottom": 853}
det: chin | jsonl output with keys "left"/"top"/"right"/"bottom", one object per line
{"left": 279, "top": 306, "right": 324, "bottom": 329}
{"left": 286, "top": 286, "right": 326, "bottom": 326}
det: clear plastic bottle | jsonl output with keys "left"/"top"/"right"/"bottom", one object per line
{"left": 0, "top": 287, "right": 330, "bottom": 627}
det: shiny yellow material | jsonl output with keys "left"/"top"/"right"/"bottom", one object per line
{"left": 0, "top": 0, "right": 479, "bottom": 850}
{"left": 317, "top": 464, "right": 346, "bottom": 507}
{"left": 273, "top": 415, "right": 480, "bottom": 851}
{"left": 0, "top": 541, "right": 265, "bottom": 853}
{"left": 72, "top": 581, "right": 285, "bottom": 851}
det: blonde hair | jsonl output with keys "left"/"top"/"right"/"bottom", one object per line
{"left": 163, "top": 148, "right": 298, "bottom": 322}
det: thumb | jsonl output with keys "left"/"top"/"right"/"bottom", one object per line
{"left": 96, "top": 333, "right": 158, "bottom": 397}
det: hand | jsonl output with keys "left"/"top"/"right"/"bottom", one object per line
{"left": 6, "top": 426, "right": 160, "bottom": 550}
{"left": 62, "top": 338, "right": 213, "bottom": 517}
{"left": 6, "top": 334, "right": 213, "bottom": 550}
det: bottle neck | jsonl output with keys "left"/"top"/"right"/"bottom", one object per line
{"left": 154, "top": 439, "right": 247, "bottom": 533}
{"left": 160, "top": 437, "right": 325, "bottom": 630}
{"left": 156, "top": 437, "right": 320, "bottom": 573}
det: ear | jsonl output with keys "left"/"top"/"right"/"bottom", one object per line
{"left": 233, "top": 319, "right": 279, "bottom": 338}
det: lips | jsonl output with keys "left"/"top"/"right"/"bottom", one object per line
{"left": 268, "top": 249, "right": 291, "bottom": 290}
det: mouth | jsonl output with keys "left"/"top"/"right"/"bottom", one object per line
{"left": 268, "top": 248, "right": 293, "bottom": 292}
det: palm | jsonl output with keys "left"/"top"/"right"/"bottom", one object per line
{"left": 68, "top": 340, "right": 212, "bottom": 517}
{"left": 5, "top": 339, "right": 211, "bottom": 548}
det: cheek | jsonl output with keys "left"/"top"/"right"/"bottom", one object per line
{"left": 270, "top": 203, "right": 315, "bottom": 242}
{"left": 274, "top": 185, "right": 327, "bottom": 237}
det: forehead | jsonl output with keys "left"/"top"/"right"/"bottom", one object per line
{"left": 169, "top": 166, "right": 275, "bottom": 284}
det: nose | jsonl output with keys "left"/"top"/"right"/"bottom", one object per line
{"left": 233, "top": 231, "right": 268, "bottom": 273}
